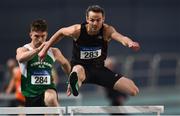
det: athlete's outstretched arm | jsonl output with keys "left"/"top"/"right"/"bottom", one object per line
{"left": 109, "top": 26, "right": 140, "bottom": 51}
{"left": 39, "top": 24, "right": 80, "bottom": 59}
{"left": 16, "top": 43, "right": 45, "bottom": 63}
{"left": 52, "top": 48, "right": 71, "bottom": 75}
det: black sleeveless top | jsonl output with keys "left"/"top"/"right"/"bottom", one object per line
{"left": 71, "top": 23, "right": 108, "bottom": 66}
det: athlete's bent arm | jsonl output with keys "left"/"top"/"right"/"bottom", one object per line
{"left": 52, "top": 48, "right": 71, "bottom": 75}
{"left": 16, "top": 43, "right": 45, "bottom": 63}
{"left": 39, "top": 24, "right": 80, "bottom": 59}
{"left": 109, "top": 26, "right": 140, "bottom": 51}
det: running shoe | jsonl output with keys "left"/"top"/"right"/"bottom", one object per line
{"left": 69, "top": 72, "right": 79, "bottom": 96}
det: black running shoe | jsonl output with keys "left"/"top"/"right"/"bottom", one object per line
{"left": 69, "top": 72, "right": 79, "bottom": 96}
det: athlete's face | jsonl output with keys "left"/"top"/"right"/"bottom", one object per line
{"left": 86, "top": 11, "right": 104, "bottom": 33}
{"left": 30, "top": 31, "right": 47, "bottom": 48}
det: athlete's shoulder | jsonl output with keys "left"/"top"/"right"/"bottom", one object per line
{"left": 51, "top": 47, "right": 63, "bottom": 57}
{"left": 13, "top": 66, "right": 20, "bottom": 72}
{"left": 61, "top": 24, "right": 81, "bottom": 39}
{"left": 13, "top": 67, "right": 21, "bottom": 75}
{"left": 12, "top": 66, "right": 21, "bottom": 79}
{"left": 103, "top": 23, "right": 114, "bottom": 30}
{"left": 51, "top": 47, "right": 60, "bottom": 52}
{"left": 64, "top": 24, "right": 81, "bottom": 31}
{"left": 103, "top": 24, "right": 114, "bottom": 41}
{"left": 72, "top": 24, "right": 81, "bottom": 33}
{"left": 16, "top": 44, "right": 30, "bottom": 52}
{"left": 72, "top": 24, "right": 81, "bottom": 29}
{"left": 71, "top": 24, "right": 81, "bottom": 35}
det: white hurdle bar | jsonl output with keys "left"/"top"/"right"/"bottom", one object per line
{"left": 68, "top": 106, "right": 164, "bottom": 116}
{"left": 0, "top": 93, "right": 83, "bottom": 105}
{"left": 0, "top": 107, "right": 65, "bottom": 115}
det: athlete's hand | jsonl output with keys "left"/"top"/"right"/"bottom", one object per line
{"left": 38, "top": 42, "right": 48, "bottom": 60}
{"left": 37, "top": 43, "right": 45, "bottom": 52}
{"left": 128, "top": 41, "right": 140, "bottom": 51}
{"left": 66, "top": 84, "right": 71, "bottom": 96}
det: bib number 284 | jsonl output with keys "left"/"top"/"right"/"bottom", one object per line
{"left": 31, "top": 75, "right": 50, "bottom": 85}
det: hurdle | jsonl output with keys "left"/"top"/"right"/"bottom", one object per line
{"left": 68, "top": 106, "right": 164, "bottom": 116}
{"left": 0, "top": 93, "right": 83, "bottom": 105}
{"left": 0, "top": 107, "right": 66, "bottom": 115}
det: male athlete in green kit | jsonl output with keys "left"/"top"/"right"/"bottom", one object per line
{"left": 16, "top": 19, "right": 71, "bottom": 107}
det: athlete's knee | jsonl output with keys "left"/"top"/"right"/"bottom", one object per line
{"left": 72, "top": 65, "right": 84, "bottom": 73}
{"left": 44, "top": 89, "right": 58, "bottom": 106}
{"left": 130, "top": 87, "right": 139, "bottom": 96}
{"left": 113, "top": 77, "right": 139, "bottom": 96}
{"left": 128, "top": 80, "right": 139, "bottom": 96}
{"left": 72, "top": 65, "right": 85, "bottom": 81}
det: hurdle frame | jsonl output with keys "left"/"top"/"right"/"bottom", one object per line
{"left": 0, "top": 93, "right": 83, "bottom": 106}
{"left": 0, "top": 106, "right": 164, "bottom": 115}
{"left": 67, "top": 106, "right": 164, "bottom": 116}
{"left": 0, "top": 107, "right": 66, "bottom": 115}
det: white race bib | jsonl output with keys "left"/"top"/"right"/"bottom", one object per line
{"left": 31, "top": 75, "right": 51, "bottom": 85}
{"left": 80, "top": 47, "right": 102, "bottom": 59}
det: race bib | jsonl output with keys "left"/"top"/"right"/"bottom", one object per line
{"left": 31, "top": 75, "right": 51, "bottom": 85}
{"left": 80, "top": 47, "right": 102, "bottom": 59}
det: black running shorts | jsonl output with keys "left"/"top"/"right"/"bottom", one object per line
{"left": 71, "top": 62, "right": 122, "bottom": 89}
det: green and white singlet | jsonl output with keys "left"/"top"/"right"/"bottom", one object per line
{"left": 19, "top": 44, "right": 56, "bottom": 97}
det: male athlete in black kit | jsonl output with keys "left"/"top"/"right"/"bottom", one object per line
{"left": 39, "top": 5, "right": 140, "bottom": 97}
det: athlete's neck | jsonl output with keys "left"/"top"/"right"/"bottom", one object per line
{"left": 86, "top": 25, "right": 99, "bottom": 35}
{"left": 30, "top": 42, "right": 39, "bottom": 49}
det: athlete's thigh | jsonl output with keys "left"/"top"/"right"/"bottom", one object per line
{"left": 81, "top": 65, "right": 95, "bottom": 83}
{"left": 94, "top": 67, "right": 122, "bottom": 89}
{"left": 25, "top": 93, "right": 45, "bottom": 107}
{"left": 44, "top": 89, "right": 58, "bottom": 100}
{"left": 70, "top": 62, "right": 86, "bottom": 81}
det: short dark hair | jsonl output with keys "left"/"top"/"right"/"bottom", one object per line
{"left": 86, "top": 5, "right": 105, "bottom": 17}
{"left": 30, "top": 19, "right": 48, "bottom": 32}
